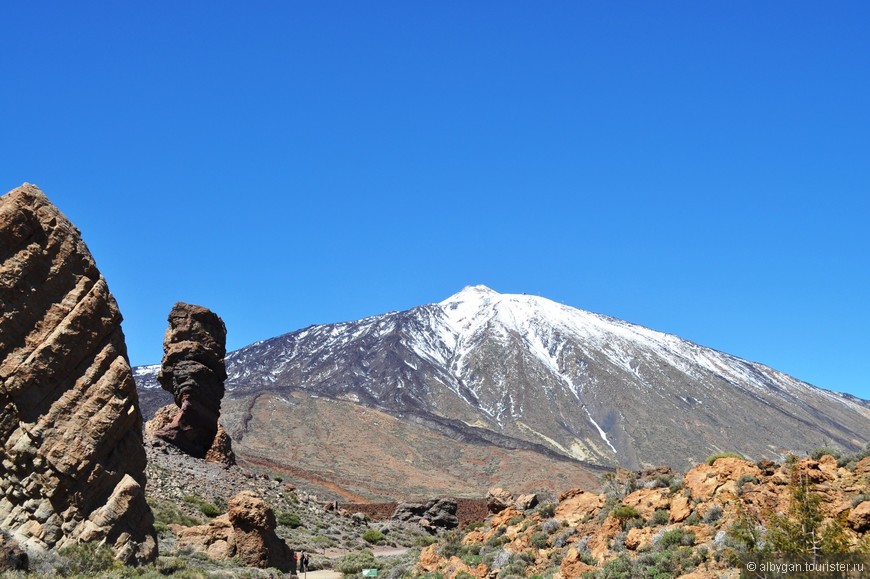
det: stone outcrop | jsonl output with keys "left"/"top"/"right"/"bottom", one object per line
{"left": 486, "top": 487, "right": 513, "bottom": 514}
{"left": 146, "top": 403, "right": 235, "bottom": 466}
{"left": 0, "top": 532, "right": 28, "bottom": 572}
{"left": 392, "top": 498, "right": 459, "bottom": 531}
{"left": 154, "top": 303, "right": 227, "bottom": 457}
{"left": 175, "top": 491, "right": 294, "bottom": 571}
{"left": 0, "top": 184, "right": 156, "bottom": 563}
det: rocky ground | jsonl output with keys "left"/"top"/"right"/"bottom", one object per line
{"left": 144, "top": 436, "right": 442, "bottom": 561}
{"left": 413, "top": 451, "right": 870, "bottom": 578}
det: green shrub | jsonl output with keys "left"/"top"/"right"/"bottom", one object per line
{"left": 337, "top": 549, "right": 379, "bottom": 574}
{"left": 811, "top": 446, "right": 842, "bottom": 461}
{"left": 706, "top": 451, "right": 745, "bottom": 465}
{"left": 657, "top": 528, "right": 695, "bottom": 549}
{"left": 362, "top": 529, "right": 386, "bottom": 544}
{"left": 536, "top": 502, "right": 556, "bottom": 518}
{"left": 199, "top": 501, "right": 220, "bottom": 517}
{"left": 651, "top": 509, "right": 670, "bottom": 526}
{"left": 530, "top": 532, "right": 549, "bottom": 549}
{"left": 57, "top": 542, "right": 119, "bottom": 575}
{"left": 149, "top": 498, "right": 202, "bottom": 527}
{"left": 277, "top": 512, "right": 302, "bottom": 528}
{"left": 702, "top": 504, "right": 723, "bottom": 524}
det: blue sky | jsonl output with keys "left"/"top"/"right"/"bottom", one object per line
{"left": 2, "top": 2, "right": 868, "bottom": 399}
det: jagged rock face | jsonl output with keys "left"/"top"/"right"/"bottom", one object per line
{"left": 0, "top": 184, "right": 156, "bottom": 563}
{"left": 175, "top": 491, "right": 294, "bottom": 571}
{"left": 154, "top": 303, "right": 227, "bottom": 457}
{"left": 146, "top": 404, "right": 235, "bottom": 466}
{"left": 392, "top": 498, "right": 459, "bottom": 531}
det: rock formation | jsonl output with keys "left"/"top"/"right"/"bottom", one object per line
{"left": 416, "top": 454, "right": 870, "bottom": 578}
{"left": 146, "top": 403, "right": 236, "bottom": 466}
{"left": 153, "top": 302, "right": 227, "bottom": 458}
{"left": 0, "top": 184, "right": 156, "bottom": 563}
{"left": 392, "top": 498, "right": 459, "bottom": 532}
{"left": 175, "top": 491, "right": 294, "bottom": 572}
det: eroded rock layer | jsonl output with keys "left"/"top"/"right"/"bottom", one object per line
{"left": 0, "top": 184, "right": 156, "bottom": 563}
{"left": 154, "top": 303, "right": 227, "bottom": 457}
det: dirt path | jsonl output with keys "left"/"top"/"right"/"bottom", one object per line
{"left": 300, "top": 571, "right": 343, "bottom": 579}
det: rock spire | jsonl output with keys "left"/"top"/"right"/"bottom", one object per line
{"left": 0, "top": 184, "right": 156, "bottom": 563}
{"left": 154, "top": 302, "right": 228, "bottom": 457}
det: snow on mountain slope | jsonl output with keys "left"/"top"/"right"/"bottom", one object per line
{"left": 134, "top": 286, "right": 870, "bottom": 470}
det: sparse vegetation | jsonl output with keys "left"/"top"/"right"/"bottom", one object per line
{"left": 362, "top": 528, "right": 386, "bottom": 544}
{"left": 277, "top": 511, "right": 302, "bottom": 528}
{"left": 705, "top": 451, "right": 745, "bottom": 465}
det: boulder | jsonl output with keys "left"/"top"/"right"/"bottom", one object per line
{"left": 176, "top": 491, "right": 294, "bottom": 571}
{"left": 154, "top": 303, "right": 228, "bottom": 457}
{"left": 515, "top": 493, "right": 539, "bottom": 511}
{"left": 848, "top": 501, "right": 870, "bottom": 532}
{"left": 0, "top": 184, "right": 156, "bottom": 564}
{"left": 0, "top": 532, "right": 28, "bottom": 572}
{"left": 487, "top": 487, "right": 514, "bottom": 514}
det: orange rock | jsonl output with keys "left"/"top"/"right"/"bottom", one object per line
{"left": 176, "top": 491, "right": 293, "bottom": 571}
{"left": 848, "top": 501, "right": 870, "bottom": 532}
{"left": 555, "top": 489, "right": 603, "bottom": 526}
{"left": 624, "top": 526, "right": 657, "bottom": 551}
{"left": 623, "top": 487, "right": 671, "bottom": 519}
{"left": 558, "top": 547, "right": 597, "bottom": 578}
{"left": 671, "top": 493, "right": 692, "bottom": 522}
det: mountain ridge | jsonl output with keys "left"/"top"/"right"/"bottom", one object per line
{"left": 135, "top": 285, "right": 870, "bottom": 498}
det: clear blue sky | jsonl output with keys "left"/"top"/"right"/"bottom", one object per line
{"left": 2, "top": 2, "right": 868, "bottom": 399}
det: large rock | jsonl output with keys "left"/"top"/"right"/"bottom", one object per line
{"left": 176, "top": 491, "right": 294, "bottom": 571}
{"left": 392, "top": 498, "right": 459, "bottom": 531}
{"left": 154, "top": 303, "right": 227, "bottom": 457}
{"left": 146, "top": 404, "right": 236, "bottom": 466}
{"left": 0, "top": 184, "right": 156, "bottom": 563}
{"left": 486, "top": 487, "right": 514, "bottom": 514}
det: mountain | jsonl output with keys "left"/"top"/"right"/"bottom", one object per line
{"left": 135, "top": 285, "right": 870, "bottom": 498}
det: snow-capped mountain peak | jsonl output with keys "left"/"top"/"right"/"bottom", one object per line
{"left": 134, "top": 286, "right": 870, "bottom": 471}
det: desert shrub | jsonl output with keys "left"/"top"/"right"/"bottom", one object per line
{"left": 601, "top": 471, "right": 637, "bottom": 499}
{"left": 838, "top": 442, "right": 870, "bottom": 469}
{"left": 277, "top": 512, "right": 302, "bottom": 528}
{"left": 610, "top": 504, "right": 640, "bottom": 520}
{"left": 464, "top": 520, "right": 485, "bottom": 531}
{"left": 198, "top": 501, "right": 220, "bottom": 517}
{"left": 57, "top": 542, "right": 119, "bottom": 575}
{"left": 668, "top": 477, "right": 684, "bottom": 493}
{"left": 336, "top": 549, "right": 379, "bottom": 574}
{"left": 552, "top": 528, "right": 576, "bottom": 548}
{"left": 684, "top": 511, "right": 701, "bottom": 526}
{"left": 811, "top": 446, "right": 842, "bottom": 461}
{"left": 507, "top": 515, "right": 524, "bottom": 526}
{"left": 536, "top": 502, "right": 556, "bottom": 518}
{"left": 362, "top": 529, "right": 386, "bottom": 544}
{"left": 650, "top": 508, "right": 670, "bottom": 526}
{"left": 610, "top": 504, "right": 643, "bottom": 530}
{"left": 706, "top": 451, "right": 745, "bottom": 465}
{"left": 657, "top": 528, "right": 695, "bottom": 549}
{"left": 765, "top": 471, "right": 852, "bottom": 559}
{"left": 703, "top": 504, "right": 723, "bottom": 524}
{"left": 149, "top": 498, "right": 202, "bottom": 527}
{"left": 436, "top": 531, "right": 463, "bottom": 558}
{"left": 541, "top": 518, "right": 561, "bottom": 534}
{"left": 530, "top": 532, "right": 549, "bottom": 549}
